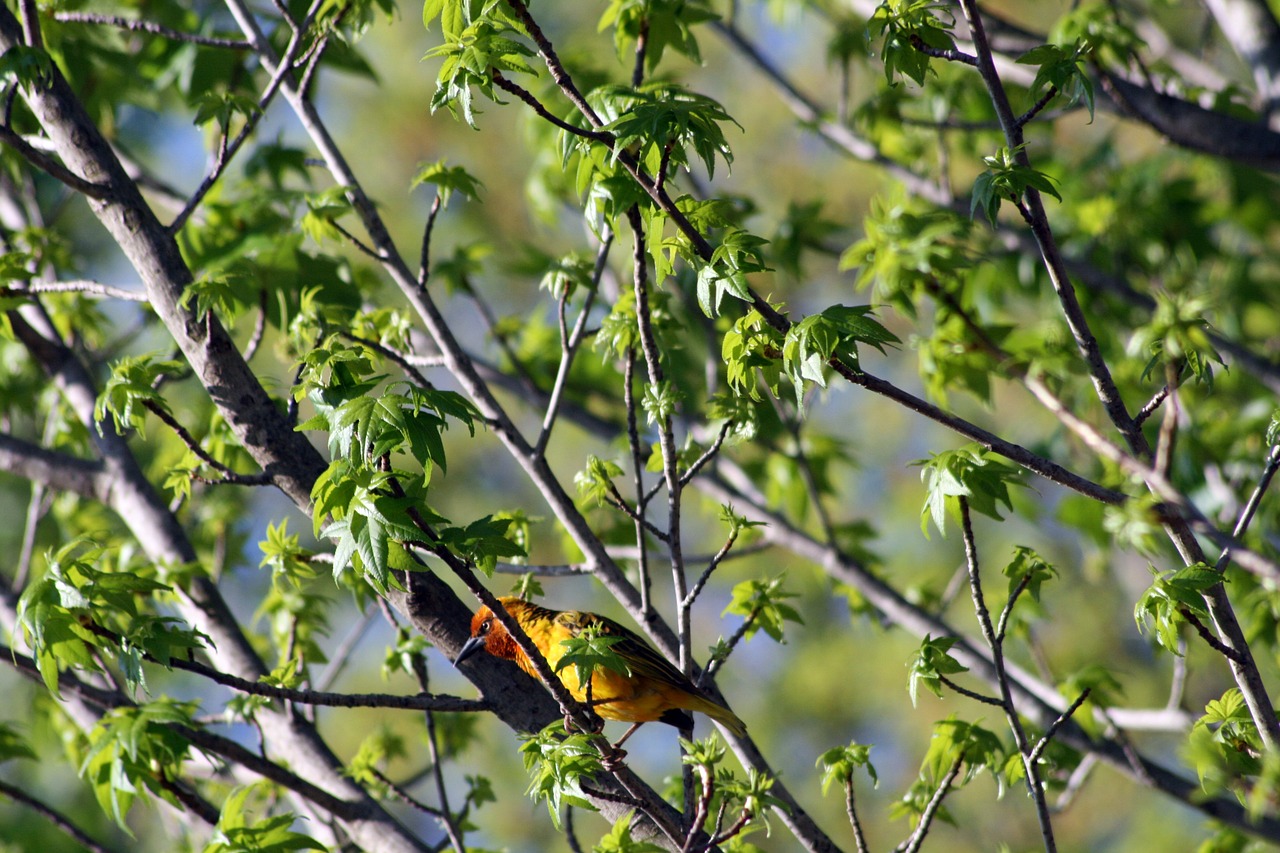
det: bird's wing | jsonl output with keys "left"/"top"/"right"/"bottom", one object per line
{"left": 557, "top": 610, "right": 701, "bottom": 693}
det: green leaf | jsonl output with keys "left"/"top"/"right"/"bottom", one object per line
{"left": 1003, "top": 546, "right": 1057, "bottom": 602}
{"left": 520, "top": 723, "right": 602, "bottom": 825}
{"left": 427, "top": 18, "right": 538, "bottom": 127}
{"left": 555, "top": 624, "right": 631, "bottom": 689}
{"left": 970, "top": 145, "right": 1061, "bottom": 224}
{"left": 817, "top": 741, "right": 878, "bottom": 795}
{"left": 259, "top": 519, "right": 319, "bottom": 585}
{"left": 16, "top": 538, "right": 189, "bottom": 698}
{"left": 436, "top": 514, "right": 527, "bottom": 576}
{"left": 81, "top": 699, "right": 201, "bottom": 830}
{"left": 921, "top": 716, "right": 1004, "bottom": 789}
{"left": 181, "top": 272, "right": 245, "bottom": 320}
{"left": 907, "top": 634, "right": 968, "bottom": 706}
{"left": 721, "top": 308, "right": 786, "bottom": 400}
{"left": 641, "top": 380, "right": 682, "bottom": 425}
{"left": 301, "top": 187, "right": 355, "bottom": 245}
{"left": 1017, "top": 41, "right": 1095, "bottom": 120}
{"left": 1135, "top": 562, "right": 1223, "bottom": 654}
{"left": 1128, "top": 291, "right": 1226, "bottom": 389}
{"left": 205, "top": 784, "right": 326, "bottom": 853}
{"left": 192, "top": 91, "right": 260, "bottom": 133}
{"left": 599, "top": 82, "right": 740, "bottom": 181}
{"left": 1057, "top": 664, "right": 1123, "bottom": 738}
{"left": 840, "top": 192, "right": 975, "bottom": 317}
{"left": 592, "top": 811, "right": 666, "bottom": 853}
{"left": 598, "top": 0, "right": 717, "bottom": 73}
{"left": 575, "top": 456, "right": 625, "bottom": 507}
{"left": 94, "top": 354, "right": 186, "bottom": 436}
{"left": 411, "top": 159, "right": 484, "bottom": 207}
{"left": 0, "top": 45, "right": 54, "bottom": 91}
{"left": 695, "top": 227, "right": 769, "bottom": 317}
{"left": 781, "top": 304, "right": 899, "bottom": 405}
{"left": 866, "top": 1, "right": 957, "bottom": 87}
{"left": 722, "top": 575, "right": 803, "bottom": 643}
{"left": 913, "top": 444, "right": 1022, "bottom": 537}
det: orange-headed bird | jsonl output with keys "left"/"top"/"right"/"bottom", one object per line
{"left": 455, "top": 596, "right": 746, "bottom": 742}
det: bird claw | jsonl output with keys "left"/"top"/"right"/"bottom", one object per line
{"left": 600, "top": 744, "right": 628, "bottom": 771}
{"left": 562, "top": 711, "right": 606, "bottom": 736}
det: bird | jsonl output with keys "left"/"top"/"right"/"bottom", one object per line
{"left": 454, "top": 596, "right": 746, "bottom": 747}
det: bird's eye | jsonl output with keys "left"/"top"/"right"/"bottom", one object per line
{"left": 479, "top": 618, "right": 492, "bottom": 636}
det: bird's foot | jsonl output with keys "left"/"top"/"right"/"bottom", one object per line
{"left": 599, "top": 743, "right": 628, "bottom": 771}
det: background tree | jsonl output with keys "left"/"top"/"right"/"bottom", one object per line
{"left": 1, "top": 0, "right": 1279, "bottom": 851}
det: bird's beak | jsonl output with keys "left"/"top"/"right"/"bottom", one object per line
{"left": 454, "top": 634, "right": 487, "bottom": 666}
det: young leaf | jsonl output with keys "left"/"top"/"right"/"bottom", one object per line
{"left": 914, "top": 444, "right": 1022, "bottom": 537}
{"left": 907, "top": 634, "right": 968, "bottom": 706}
{"left": 722, "top": 575, "right": 803, "bottom": 642}
{"left": 817, "top": 741, "right": 878, "bottom": 795}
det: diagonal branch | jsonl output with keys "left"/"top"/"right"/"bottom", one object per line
{"left": 0, "top": 429, "right": 110, "bottom": 501}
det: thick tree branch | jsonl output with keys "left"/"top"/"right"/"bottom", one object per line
{"left": 0, "top": 428, "right": 109, "bottom": 501}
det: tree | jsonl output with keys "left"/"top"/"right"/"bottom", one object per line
{"left": 1, "top": 0, "right": 1279, "bottom": 850}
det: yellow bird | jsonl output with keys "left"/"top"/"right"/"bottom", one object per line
{"left": 455, "top": 596, "right": 746, "bottom": 744}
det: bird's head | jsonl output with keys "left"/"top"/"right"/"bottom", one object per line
{"left": 454, "top": 598, "right": 522, "bottom": 665}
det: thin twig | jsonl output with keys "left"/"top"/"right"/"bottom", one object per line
{"left": 534, "top": 231, "right": 609, "bottom": 458}
{"left": 769, "top": 391, "right": 838, "bottom": 546}
{"left": 0, "top": 125, "right": 110, "bottom": 198}
{"left": 846, "top": 775, "right": 871, "bottom": 853}
{"left": 1014, "top": 86, "right": 1059, "bottom": 129}
{"left": 329, "top": 220, "right": 386, "bottom": 261}
{"left": 296, "top": 16, "right": 341, "bottom": 98}
{"left": 141, "top": 399, "right": 273, "bottom": 486}
{"left": 563, "top": 805, "right": 585, "bottom": 853}
{"left": 605, "top": 480, "right": 670, "bottom": 543}
{"left": 1182, "top": 610, "right": 1246, "bottom": 663}
{"left": 909, "top": 33, "right": 978, "bottom": 65}
{"left": 0, "top": 778, "right": 118, "bottom": 853}
{"left": 960, "top": 499, "right": 1057, "bottom": 852}
{"left": 341, "top": 331, "right": 435, "bottom": 390}
{"left": 901, "top": 754, "right": 965, "bottom": 853}
{"left": 623, "top": 347, "right": 653, "bottom": 616}
{"left": 501, "top": 0, "right": 606, "bottom": 129}
{"left": 53, "top": 12, "right": 253, "bottom": 49}
{"left": 1029, "top": 688, "right": 1092, "bottom": 765}
{"left": 627, "top": 205, "right": 690, "bottom": 673}
{"left": 4, "top": 280, "right": 147, "bottom": 301}
{"left": 680, "top": 763, "right": 714, "bottom": 853}
{"left": 995, "top": 572, "right": 1034, "bottom": 645}
{"left": 419, "top": 193, "right": 442, "bottom": 287}
{"left": 58, "top": 628, "right": 489, "bottom": 712}
{"left": 490, "top": 71, "right": 611, "bottom": 143}
{"left": 1154, "top": 362, "right": 1179, "bottom": 479}
{"left": 370, "top": 767, "right": 444, "bottom": 817}
{"left": 169, "top": 22, "right": 308, "bottom": 235}
{"left": 463, "top": 275, "right": 540, "bottom": 391}
{"left": 698, "top": 606, "right": 759, "bottom": 688}
{"left": 1134, "top": 384, "right": 1169, "bottom": 427}
{"left": 937, "top": 673, "right": 1003, "bottom": 707}
{"left": 243, "top": 289, "right": 269, "bottom": 362}
{"left": 683, "top": 528, "right": 739, "bottom": 610}
{"left": 411, "top": 653, "right": 467, "bottom": 853}
{"left": 313, "top": 607, "right": 378, "bottom": 692}
{"left": 1215, "top": 443, "right": 1280, "bottom": 572}
{"left": 678, "top": 420, "right": 733, "bottom": 488}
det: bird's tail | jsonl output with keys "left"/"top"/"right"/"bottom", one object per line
{"left": 694, "top": 696, "right": 747, "bottom": 737}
